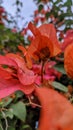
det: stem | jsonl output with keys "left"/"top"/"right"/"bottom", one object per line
{"left": 1, "top": 111, "right": 8, "bottom": 130}
{"left": 41, "top": 61, "right": 45, "bottom": 83}
{"left": 27, "top": 96, "right": 41, "bottom": 108}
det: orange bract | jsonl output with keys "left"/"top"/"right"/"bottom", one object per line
{"left": 38, "top": 23, "right": 61, "bottom": 56}
{"left": 18, "top": 45, "right": 32, "bottom": 69}
{"left": 64, "top": 43, "right": 73, "bottom": 79}
{"left": 35, "top": 87, "right": 73, "bottom": 130}
{"left": 28, "top": 22, "right": 61, "bottom": 61}
{"left": 28, "top": 35, "right": 53, "bottom": 60}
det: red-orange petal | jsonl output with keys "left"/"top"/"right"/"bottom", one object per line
{"left": 64, "top": 43, "right": 73, "bottom": 79}
{"left": 6, "top": 53, "right": 26, "bottom": 71}
{"left": 38, "top": 23, "right": 61, "bottom": 56}
{"left": 28, "top": 22, "right": 61, "bottom": 58}
{"left": 28, "top": 35, "right": 54, "bottom": 60}
{"left": 35, "top": 87, "right": 73, "bottom": 130}
{"left": 18, "top": 45, "right": 32, "bottom": 69}
{"left": 28, "top": 22, "right": 40, "bottom": 36}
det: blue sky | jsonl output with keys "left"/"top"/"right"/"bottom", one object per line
{"left": 2, "top": 0, "right": 73, "bottom": 30}
{"left": 2, "top": 0, "right": 37, "bottom": 29}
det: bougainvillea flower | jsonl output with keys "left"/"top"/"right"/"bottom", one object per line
{"left": 61, "top": 29, "right": 73, "bottom": 51}
{"left": 35, "top": 86, "right": 73, "bottom": 130}
{"left": 64, "top": 43, "right": 73, "bottom": 79}
{"left": 6, "top": 53, "right": 37, "bottom": 85}
{"left": 0, "top": 54, "right": 36, "bottom": 99}
{"left": 27, "top": 22, "right": 61, "bottom": 61}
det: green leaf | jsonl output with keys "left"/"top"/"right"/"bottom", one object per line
{"left": 16, "top": 0, "right": 20, "bottom": 5}
{"left": 54, "top": 0, "right": 63, "bottom": 5}
{"left": 45, "top": 12, "right": 50, "bottom": 19}
{"left": 59, "top": 12, "right": 73, "bottom": 21}
{"left": 22, "top": 125, "right": 32, "bottom": 130}
{"left": 64, "top": 0, "right": 72, "bottom": 7}
{"left": 54, "top": 64, "right": 66, "bottom": 74}
{"left": 7, "top": 119, "right": 17, "bottom": 130}
{"left": 2, "top": 97, "right": 13, "bottom": 107}
{"left": 15, "top": 91, "right": 24, "bottom": 98}
{"left": 38, "top": 4, "right": 43, "bottom": 12}
{"left": 0, "top": 119, "right": 3, "bottom": 129}
{"left": 10, "top": 101, "right": 26, "bottom": 122}
{"left": 8, "top": 126, "right": 15, "bottom": 130}
{"left": 65, "top": 19, "right": 73, "bottom": 26}
{"left": 0, "top": 24, "right": 4, "bottom": 30}
{"left": 4, "top": 109, "right": 14, "bottom": 119}
{"left": 51, "top": 81, "right": 68, "bottom": 92}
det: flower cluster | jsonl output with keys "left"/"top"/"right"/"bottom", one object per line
{"left": 0, "top": 22, "right": 73, "bottom": 130}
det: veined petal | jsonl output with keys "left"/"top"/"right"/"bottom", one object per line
{"left": 0, "top": 67, "right": 12, "bottom": 79}
{"left": 17, "top": 68, "right": 36, "bottom": 86}
{"left": 0, "top": 55, "right": 17, "bottom": 68}
{"left": 20, "top": 84, "right": 35, "bottom": 95}
{"left": 39, "top": 24, "right": 61, "bottom": 56}
{"left": 6, "top": 53, "right": 26, "bottom": 71}
{"left": 28, "top": 35, "right": 53, "bottom": 60}
{"left": 0, "top": 78, "right": 20, "bottom": 99}
{"left": 64, "top": 43, "right": 73, "bottom": 79}
{"left": 0, "top": 76, "right": 35, "bottom": 99}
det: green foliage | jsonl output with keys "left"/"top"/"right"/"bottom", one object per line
{"left": 10, "top": 101, "right": 26, "bottom": 122}
{"left": 0, "top": 92, "right": 33, "bottom": 130}
{"left": 51, "top": 81, "right": 68, "bottom": 92}
{"left": 54, "top": 63, "right": 66, "bottom": 74}
{"left": 0, "top": 24, "right": 24, "bottom": 54}
{"left": 38, "top": 4, "right": 43, "bottom": 12}
{"left": 34, "top": 0, "right": 73, "bottom": 34}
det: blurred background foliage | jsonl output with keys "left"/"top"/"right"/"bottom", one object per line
{"left": 0, "top": 0, "right": 73, "bottom": 130}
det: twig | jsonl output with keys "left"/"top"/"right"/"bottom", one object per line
{"left": 28, "top": 96, "right": 41, "bottom": 108}
{"left": 1, "top": 111, "right": 8, "bottom": 130}
{"left": 41, "top": 61, "right": 45, "bottom": 83}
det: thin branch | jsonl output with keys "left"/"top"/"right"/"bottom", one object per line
{"left": 28, "top": 96, "right": 41, "bottom": 108}
{"left": 1, "top": 111, "right": 9, "bottom": 130}
{"left": 41, "top": 60, "right": 45, "bottom": 83}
